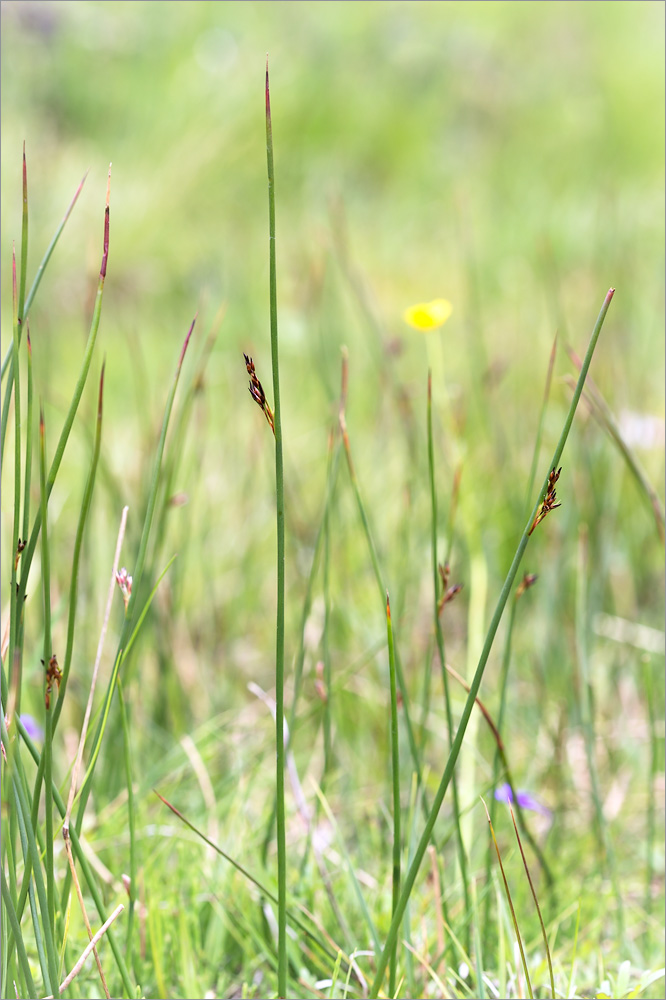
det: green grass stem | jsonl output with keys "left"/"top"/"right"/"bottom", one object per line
{"left": 385, "top": 592, "right": 401, "bottom": 998}
{"left": 38, "top": 406, "right": 56, "bottom": 947}
{"left": 369, "top": 287, "right": 615, "bottom": 997}
{"left": 265, "top": 60, "right": 288, "bottom": 998}
{"left": 1, "top": 868, "right": 36, "bottom": 1000}
{"left": 427, "top": 369, "right": 471, "bottom": 944}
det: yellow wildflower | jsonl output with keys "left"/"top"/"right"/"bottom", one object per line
{"left": 403, "top": 298, "right": 452, "bottom": 331}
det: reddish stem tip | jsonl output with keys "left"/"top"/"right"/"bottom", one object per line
{"left": 179, "top": 314, "right": 197, "bottom": 368}
{"left": 265, "top": 56, "right": 271, "bottom": 122}
{"left": 386, "top": 591, "right": 391, "bottom": 619}
{"left": 606, "top": 287, "right": 615, "bottom": 302}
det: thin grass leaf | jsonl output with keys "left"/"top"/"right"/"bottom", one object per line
{"left": 38, "top": 406, "right": 57, "bottom": 943}
{"left": 71, "top": 555, "right": 176, "bottom": 820}
{"left": 481, "top": 798, "right": 533, "bottom": 1000}
{"left": 509, "top": 806, "right": 555, "bottom": 999}
{"left": 1, "top": 168, "right": 89, "bottom": 475}
{"left": 427, "top": 368, "right": 471, "bottom": 942}
{"left": 1, "top": 867, "right": 37, "bottom": 1000}
{"left": 153, "top": 789, "right": 340, "bottom": 967}
{"left": 312, "top": 783, "right": 382, "bottom": 956}
{"left": 564, "top": 344, "right": 665, "bottom": 541}
{"left": 52, "top": 363, "right": 104, "bottom": 732}
{"left": 339, "top": 352, "right": 429, "bottom": 823}
{"left": 6, "top": 247, "right": 22, "bottom": 726}
{"left": 385, "top": 592, "right": 401, "bottom": 998}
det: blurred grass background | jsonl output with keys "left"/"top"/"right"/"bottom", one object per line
{"left": 1, "top": 2, "right": 664, "bottom": 997}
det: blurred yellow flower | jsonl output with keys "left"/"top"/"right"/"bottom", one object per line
{"left": 403, "top": 298, "right": 452, "bottom": 331}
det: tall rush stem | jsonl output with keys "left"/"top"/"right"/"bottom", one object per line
{"left": 266, "top": 59, "right": 287, "bottom": 999}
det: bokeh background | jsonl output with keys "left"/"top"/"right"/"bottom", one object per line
{"left": 1, "top": 3, "right": 664, "bottom": 996}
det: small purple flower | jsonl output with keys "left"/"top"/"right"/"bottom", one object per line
{"left": 20, "top": 714, "right": 44, "bottom": 743}
{"left": 494, "top": 783, "right": 552, "bottom": 819}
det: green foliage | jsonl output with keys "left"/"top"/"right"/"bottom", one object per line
{"left": 1, "top": 2, "right": 664, "bottom": 998}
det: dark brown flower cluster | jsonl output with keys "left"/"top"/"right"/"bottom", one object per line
{"left": 529, "top": 467, "right": 562, "bottom": 536}
{"left": 243, "top": 353, "right": 274, "bottom": 435}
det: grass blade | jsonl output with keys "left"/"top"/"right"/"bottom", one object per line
{"left": 427, "top": 369, "right": 471, "bottom": 942}
{"left": 265, "top": 59, "right": 288, "bottom": 999}
{"left": 38, "top": 407, "right": 56, "bottom": 943}
{"left": 386, "top": 592, "right": 401, "bottom": 998}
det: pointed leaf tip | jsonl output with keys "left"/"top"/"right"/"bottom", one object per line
{"left": 97, "top": 362, "right": 106, "bottom": 417}
{"left": 178, "top": 315, "right": 197, "bottom": 368}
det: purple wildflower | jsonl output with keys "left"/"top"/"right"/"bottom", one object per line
{"left": 494, "top": 783, "right": 552, "bottom": 820}
{"left": 20, "top": 714, "right": 44, "bottom": 743}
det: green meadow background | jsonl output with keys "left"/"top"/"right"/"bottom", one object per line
{"left": 1, "top": 2, "right": 664, "bottom": 998}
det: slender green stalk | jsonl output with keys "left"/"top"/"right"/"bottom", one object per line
{"left": 21, "top": 331, "right": 33, "bottom": 545}
{"left": 369, "top": 287, "right": 615, "bottom": 996}
{"left": 8, "top": 247, "right": 22, "bottom": 721}
{"left": 52, "top": 364, "right": 104, "bottom": 732}
{"left": 386, "top": 593, "right": 401, "bottom": 999}
{"left": 18, "top": 144, "right": 29, "bottom": 324}
{"left": 427, "top": 370, "right": 471, "bottom": 942}
{"left": 265, "top": 61, "right": 287, "bottom": 999}
{"left": 261, "top": 436, "right": 342, "bottom": 869}
{"left": 1, "top": 869, "right": 36, "bottom": 1000}
{"left": 38, "top": 406, "right": 56, "bottom": 944}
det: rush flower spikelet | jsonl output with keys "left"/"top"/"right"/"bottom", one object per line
{"left": 529, "top": 467, "right": 562, "bottom": 535}
{"left": 243, "top": 353, "right": 275, "bottom": 435}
